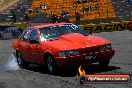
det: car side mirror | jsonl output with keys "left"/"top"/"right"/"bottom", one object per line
{"left": 29, "top": 39, "right": 39, "bottom": 44}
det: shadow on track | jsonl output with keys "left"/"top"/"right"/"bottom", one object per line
{"left": 0, "top": 82, "right": 6, "bottom": 88}
{"left": 84, "top": 64, "right": 121, "bottom": 74}
{"left": 4, "top": 54, "right": 121, "bottom": 77}
{"left": 25, "top": 64, "right": 121, "bottom": 77}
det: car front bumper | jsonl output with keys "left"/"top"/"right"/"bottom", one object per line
{"left": 55, "top": 49, "right": 115, "bottom": 67}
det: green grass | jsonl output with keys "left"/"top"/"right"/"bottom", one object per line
{"left": 0, "top": 0, "right": 15, "bottom": 9}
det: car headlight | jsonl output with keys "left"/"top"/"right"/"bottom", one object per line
{"left": 100, "top": 44, "right": 112, "bottom": 51}
{"left": 59, "top": 50, "right": 80, "bottom": 57}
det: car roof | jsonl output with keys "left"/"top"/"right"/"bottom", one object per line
{"left": 29, "top": 23, "right": 73, "bottom": 30}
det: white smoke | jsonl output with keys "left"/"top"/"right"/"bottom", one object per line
{"left": 4, "top": 54, "right": 20, "bottom": 71}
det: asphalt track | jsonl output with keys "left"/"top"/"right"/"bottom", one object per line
{"left": 0, "top": 30, "right": 132, "bottom": 88}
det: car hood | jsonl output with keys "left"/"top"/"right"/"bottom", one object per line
{"left": 44, "top": 33, "right": 111, "bottom": 51}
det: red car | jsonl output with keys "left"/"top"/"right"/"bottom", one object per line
{"left": 12, "top": 23, "right": 115, "bottom": 74}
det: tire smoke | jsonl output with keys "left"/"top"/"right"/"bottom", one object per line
{"left": 4, "top": 54, "right": 20, "bottom": 71}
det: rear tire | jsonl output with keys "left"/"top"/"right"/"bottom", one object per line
{"left": 16, "top": 52, "right": 29, "bottom": 68}
{"left": 46, "top": 55, "right": 57, "bottom": 74}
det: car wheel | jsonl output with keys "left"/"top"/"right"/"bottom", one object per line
{"left": 46, "top": 55, "right": 57, "bottom": 74}
{"left": 99, "top": 60, "right": 110, "bottom": 67}
{"left": 16, "top": 52, "right": 29, "bottom": 68}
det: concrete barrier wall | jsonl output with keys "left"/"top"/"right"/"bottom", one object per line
{"left": 79, "top": 21, "right": 130, "bottom": 33}
{"left": 0, "top": 21, "right": 130, "bottom": 39}
{"left": 34, "top": 14, "right": 50, "bottom": 23}
{"left": 0, "top": 26, "right": 21, "bottom": 39}
{"left": 0, "top": 22, "right": 27, "bottom": 30}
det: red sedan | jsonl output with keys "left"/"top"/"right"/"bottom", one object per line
{"left": 12, "top": 23, "right": 115, "bottom": 74}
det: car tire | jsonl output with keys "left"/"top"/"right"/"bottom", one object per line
{"left": 46, "top": 55, "right": 57, "bottom": 74}
{"left": 99, "top": 60, "right": 110, "bottom": 68}
{"left": 16, "top": 52, "right": 29, "bottom": 68}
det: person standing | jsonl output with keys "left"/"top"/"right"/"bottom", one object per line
{"left": 41, "top": 5, "right": 47, "bottom": 10}
{"left": 20, "top": 4, "right": 25, "bottom": 17}
{"left": 51, "top": 13, "right": 58, "bottom": 23}
{"left": 24, "top": 13, "right": 31, "bottom": 27}
{"left": 61, "top": 11, "right": 66, "bottom": 22}
{"left": 12, "top": 12, "right": 16, "bottom": 23}
{"left": 75, "top": 11, "right": 81, "bottom": 25}
{"left": 65, "top": 11, "right": 70, "bottom": 23}
{"left": 87, "top": 5, "right": 92, "bottom": 12}
{"left": 24, "top": 13, "right": 29, "bottom": 22}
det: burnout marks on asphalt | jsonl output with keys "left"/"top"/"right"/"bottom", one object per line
{"left": 0, "top": 82, "right": 6, "bottom": 88}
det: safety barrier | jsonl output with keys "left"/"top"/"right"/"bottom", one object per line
{"left": 0, "top": 22, "right": 27, "bottom": 31}
{"left": 0, "top": 21, "right": 130, "bottom": 39}
{"left": 79, "top": 21, "right": 130, "bottom": 33}
{"left": 0, "top": 26, "right": 20, "bottom": 39}
{"left": 0, "top": 22, "right": 27, "bottom": 39}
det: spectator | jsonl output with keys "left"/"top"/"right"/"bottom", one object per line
{"left": 41, "top": 5, "right": 47, "bottom": 10}
{"left": 39, "top": 2, "right": 43, "bottom": 9}
{"left": 24, "top": 13, "right": 29, "bottom": 22}
{"left": 20, "top": 4, "right": 25, "bottom": 16}
{"left": 82, "top": 6, "right": 86, "bottom": 12}
{"left": 65, "top": 11, "right": 70, "bottom": 23}
{"left": 57, "top": 16, "right": 61, "bottom": 23}
{"left": 51, "top": 13, "right": 58, "bottom": 23}
{"left": 60, "top": 11, "right": 70, "bottom": 23}
{"left": 75, "top": 11, "right": 81, "bottom": 25}
{"left": 86, "top": 5, "right": 92, "bottom": 12}
{"left": 28, "top": 8, "right": 33, "bottom": 14}
{"left": 24, "top": 13, "right": 31, "bottom": 27}
{"left": 73, "top": 0, "right": 81, "bottom": 4}
{"left": 11, "top": 12, "right": 16, "bottom": 23}
{"left": 39, "top": 3, "right": 47, "bottom": 12}
{"left": 77, "top": 0, "right": 81, "bottom": 4}
{"left": 61, "top": 11, "right": 66, "bottom": 22}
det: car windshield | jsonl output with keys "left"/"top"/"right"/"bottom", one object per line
{"left": 40, "top": 24, "right": 89, "bottom": 41}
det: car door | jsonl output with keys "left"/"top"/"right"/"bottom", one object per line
{"left": 28, "top": 29, "right": 41, "bottom": 63}
{"left": 19, "top": 29, "right": 31, "bottom": 61}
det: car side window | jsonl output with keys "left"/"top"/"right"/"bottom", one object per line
{"left": 20, "top": 29, "right": 31, "bottom": 42}
{"left": 29, "top": 29, "right": 38, "bottom": 42}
